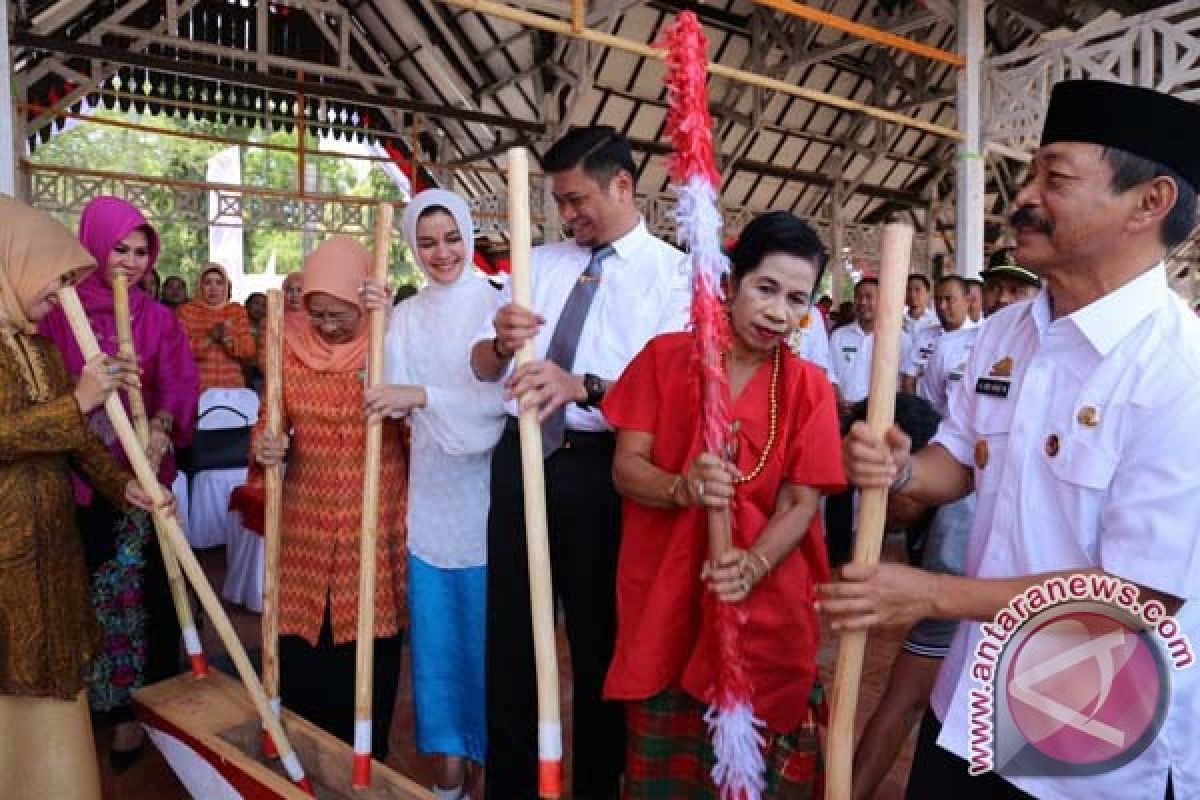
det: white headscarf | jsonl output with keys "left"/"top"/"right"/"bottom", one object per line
{"left": 400, "top": 188, "right": 476, "bottom": 288}
{"left": 387, "top": 189, "right": 504, "bottom": 457}
{"left": 387, "top": 188, "right": 504, "bottom": 568}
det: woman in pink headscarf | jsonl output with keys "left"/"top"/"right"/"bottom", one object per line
{"left": 39, "top": 195, "right": 199, "bottom": 767}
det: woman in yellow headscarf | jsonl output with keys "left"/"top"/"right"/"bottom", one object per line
{"left": 0, "top": 196, "right": 170, "bottom": 799}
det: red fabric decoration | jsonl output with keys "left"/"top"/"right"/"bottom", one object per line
{"left": 229, "top": 484, "right": 265, "bottom": 536}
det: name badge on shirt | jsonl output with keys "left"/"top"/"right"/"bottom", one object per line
{"left": 975, "top": 377, "right": 1010, "bottom": 398}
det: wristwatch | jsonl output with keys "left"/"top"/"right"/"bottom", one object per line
{"left": 579, "top": 372, "right": 606, "bottom": 409}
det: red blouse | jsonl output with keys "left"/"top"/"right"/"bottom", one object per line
{"left": 602, "top": 331, "right": 845, "bottom": 733}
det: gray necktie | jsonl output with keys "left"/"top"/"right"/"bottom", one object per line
{"left": 541, "top": 244, "right": 614, "bottom": 457}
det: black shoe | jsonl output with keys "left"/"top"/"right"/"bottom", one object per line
{"left": 109, "top": 740, "right": 146, "bottom": 773}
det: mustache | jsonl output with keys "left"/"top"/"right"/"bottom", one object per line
{"left": 1010, "top": 206, "right": 1054, "bottom": 235}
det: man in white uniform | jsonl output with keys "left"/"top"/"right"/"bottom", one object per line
{"left": 829, "top": 277, "right": 878, "bottom": 415}
{"left": 788, "top": 307, "right": 832, "bottom": 374}
{"left": 982, "top": 248, "right": 1042, "bottom": 316}
{"left": 902, "top": 273, "right": 938, "bottom": 337}
{"left": 901, "top": 275, "right": 975, "bottom": 395}
{"left": 920, "top": 258, "right": 1042, "bottom": 415}
{"left": 965, "top": 278, "right": 984, "bottom": 324}
{"left": 825, "top": 80, "right": 1200, "bottom": 800}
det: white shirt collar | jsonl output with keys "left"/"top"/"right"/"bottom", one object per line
{"left": 604, "top": 217, "right": 651, "bottom": 262}
{"left": 1032, "top": 263, "right": 1168, "bottom": 356}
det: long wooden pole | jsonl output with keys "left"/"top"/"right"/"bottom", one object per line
{"left": 261, "top": 289, "right": 285, "bottom": 760}
{"left": 508, "top": 147, "right": 563, "bottom": 800}
{"left": 58, "top": 286, "right": 315, "bottom": 797}
{"left": 111, "top": 272, "right": 208, "bottom": 679}
{"left": 353, "top": 202, "right": 394, "bottom": 789}
{"left": 750, "top": 0, "right": 964, "bottom": 68}
{"left": 825, "top": 222, "right": 913, "bottom": 800}
{"left": 435, "top": 0, "right": 963, "bottom": 141}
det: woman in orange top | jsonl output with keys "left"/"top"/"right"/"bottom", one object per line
{"left": 177, "top": 263, "right": 256, "bottom": 393}
{"left": 247, "top": 236, "right": 407, "bottom": 759}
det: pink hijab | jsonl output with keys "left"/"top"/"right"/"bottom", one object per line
{"left": 74, "top": 196, "right": 161, "bottom": 316}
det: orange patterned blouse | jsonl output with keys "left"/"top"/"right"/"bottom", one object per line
{"left": 247, "top": 343, "right": 408, "bottom": 646}
{"left": 177, "top": 301, "right": 257, "bottom": 394}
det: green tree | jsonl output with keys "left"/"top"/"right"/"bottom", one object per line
{"left": 30, "top": 110, "right": 411, "bottom": 290}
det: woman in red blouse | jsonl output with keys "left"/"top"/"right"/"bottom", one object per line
{"left": 602, "top": 211, "right": 846, "bottom": 799}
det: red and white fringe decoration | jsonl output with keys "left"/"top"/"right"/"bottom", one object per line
{"left": 662, "top": 12, "right": 766, "bottom": 800}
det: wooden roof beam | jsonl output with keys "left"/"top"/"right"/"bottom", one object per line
{"left": 751, "top": 0, "right": 965, "bottom": 67}
{"left": 626, "top": 136, "right": 926, "bottom": 207}
{"left": 435, "top": 0, "right": 963, "bottom": 140}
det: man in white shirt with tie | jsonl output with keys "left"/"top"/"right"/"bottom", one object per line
{"left": 826, "top": 80, "right": 1200, "bottom": 800}
{"left": 471, "top": 126, "right": 688, "bottom": 800}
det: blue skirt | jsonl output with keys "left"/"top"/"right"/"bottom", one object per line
{"left": 408, "top": 552, "right": 487, "bottom": 763}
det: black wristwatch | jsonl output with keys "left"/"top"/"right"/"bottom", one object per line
{"left": 579, "top": 372, "right": 606, "bottom": 409}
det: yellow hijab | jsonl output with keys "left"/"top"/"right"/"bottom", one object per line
{"left": 0, "top": 196, "right": 96, "bottom": 334}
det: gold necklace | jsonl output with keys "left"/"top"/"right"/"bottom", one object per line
{"left": 728, "top": 344, "right": 781, "bottom": 485}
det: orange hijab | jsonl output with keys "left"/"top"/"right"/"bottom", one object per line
{"left": 288, "top": 236, "right": 370, "bottom": 373}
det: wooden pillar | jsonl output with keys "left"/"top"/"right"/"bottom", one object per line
{"left": 926, "top": 183, "right": 940, "bottom": 272}
{"left": 955, "top": 0, "right": 985, "bottom": 279}
{"left": 830, "top": 153, "right": 848, "bottom": 301}
{"left": 1, "top": 0, "right": 17, "bottom": 197}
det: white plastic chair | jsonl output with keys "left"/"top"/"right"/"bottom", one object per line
{"left": 170, "top": 471, "right": 190, "bottom": 543}
{"left": 186, "top": 388, "right": 258, "bottom": 550}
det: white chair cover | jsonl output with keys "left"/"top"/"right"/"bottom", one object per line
{"left": 222, "top": 516, "right": 264, "bottom": 613}
{"left": 170, "top": 472, "right": 190, "bottom": 543}
{"left": 186, "top": 388, "right": 259, "bottom": 550}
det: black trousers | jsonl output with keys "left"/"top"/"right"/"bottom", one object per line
{"left": 485, "top": 425, "right": 625, "bottom": 800}
{"left": 279, "top": 604, "right": 403, "bottom": 760}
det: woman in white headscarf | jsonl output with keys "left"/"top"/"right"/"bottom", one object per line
{"left": 363, "top": 189, "right": 505, "bottom": 799}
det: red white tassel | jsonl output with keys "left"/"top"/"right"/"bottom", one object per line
{"left": 705, "top": 701, "right": 767, "bottom": 800}
{"left": 662, "top": 12, "right": 766, "bottom": 799}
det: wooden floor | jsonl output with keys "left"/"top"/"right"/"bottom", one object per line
{"left": 101, "top": 543, "right": 918, "bottom": 799}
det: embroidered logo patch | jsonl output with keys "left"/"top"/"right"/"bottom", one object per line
{"left": 989, "top": 357, "right": 1014, "bottom": 378}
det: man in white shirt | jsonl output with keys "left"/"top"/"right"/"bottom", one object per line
{"left": 826, "top": 80, "right": 1200, "bottom": 800}
{"left": 788, "top": 307, "right": 832, "bottom": 374}
{"left": 902, "top": 273, "right": 938, "bottom": 337}
{"left": 470, "top": 126, "right": 688, "bottom": 800}
{"left": 982, "top": 248, "right": 1042, "bottom": 315}
{"left": 965, "top": 278, "right": 984, "bottom": 324}
{"left": 829, "top": 277, "right": 878, "bottom": 415}
{"left": 920, "top": 258, "right": 1044, "bottom": 416}
{"left": 901, "top": 275, "right": 975, "bottom": 395}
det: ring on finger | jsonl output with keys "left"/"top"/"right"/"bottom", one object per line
{"left": 695, "top": 479, "right": 705, "bottom": 498}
